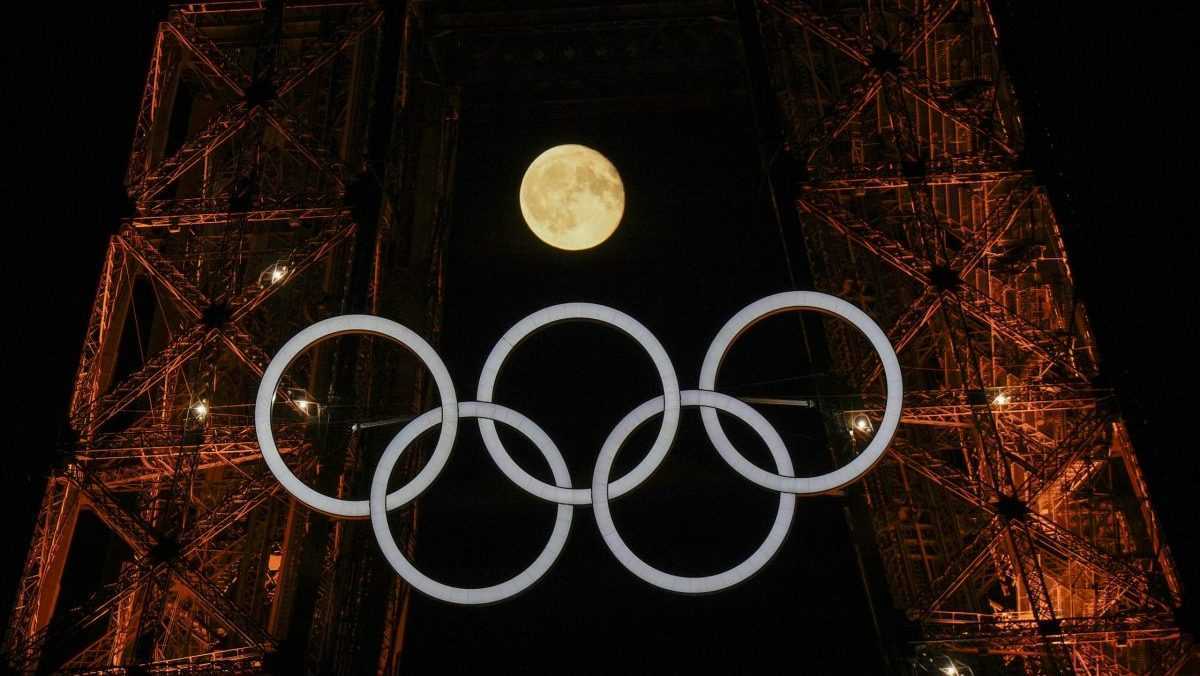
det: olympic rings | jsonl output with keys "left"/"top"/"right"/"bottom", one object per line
{"left": 476, "top": 303, "right": 680, "bottom": 505}
{"left": 254, "top": 292, "right": 903, "bottom": 603}
{"left": 255, "top": 314, "right": 458, "bottom": 518}
{"left": 699, "top": 291, "right": 902, "bottom": 494}
{"left": 592, "top": 390, "right": 795, "bottom": 594}
{"left": 370, "top": 402, "right": 573, "bottom": 605}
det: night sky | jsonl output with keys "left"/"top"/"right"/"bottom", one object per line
{"left": 5, "top": 2, "right": 1197, "bottom": 672}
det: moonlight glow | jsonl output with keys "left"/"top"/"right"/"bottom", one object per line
{"left": 519, "top": 144, "right": 625, "bottom": 250}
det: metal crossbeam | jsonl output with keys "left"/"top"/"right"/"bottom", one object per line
{"left": 8, "top": 5, "right": 390, "bottom": 672}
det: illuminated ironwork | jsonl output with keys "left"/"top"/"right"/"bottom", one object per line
{"left": 752, "top": 0, "right": 1193, "bottom": 672}
{"left": 5, "top": 1, "right": 1192, "bottom": 674}
{"left": 4, "top": 3, "right": 458, "bottom": 673}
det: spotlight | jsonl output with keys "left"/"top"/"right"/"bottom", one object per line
{"left": 282, "top": 388, "right": 317, "bottom": 416}
{"left": 992, "top": 391, "right": 1011, "bottom": 406}
{"left": 270, "top": 265, "right": 288, "bottom": 284}
{"left": 191, "top": 400, "right": 209, "bottom": 420}
{"left": 851, "top": 414, "right": 873, "bottom": 434}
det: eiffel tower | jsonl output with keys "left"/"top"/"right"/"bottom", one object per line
{"left": 750, "top": 0, "right": 1193, "bottom": 672}
{"left": 4, "top": 2, "right": 1193, "bottom": 674}
{"left": 3, "top": 3, "right": 453, "bottom": 672}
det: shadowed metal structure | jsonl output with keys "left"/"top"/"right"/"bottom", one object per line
{"left": 747, "top": 0, "right": 1194, "bottom": 672}
{"left": 3, "top": 2, "right": 458, "bottom": 672}
{"left": 2, "top": 1, "right": 1193, "bottom": 674}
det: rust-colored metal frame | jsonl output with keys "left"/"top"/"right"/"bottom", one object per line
{"left": 754, "top": 0, "right": 1191, "bottom": 673}
{"left": 1, "top": 3, "right": 433, "bottom": 673}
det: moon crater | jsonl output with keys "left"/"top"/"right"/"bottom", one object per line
{"left": 520, "top": 144, "right": 625, "bottom": 251}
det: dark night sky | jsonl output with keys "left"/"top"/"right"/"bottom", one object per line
{"left": 4, "top": 2, "right": 1197, "bottom": 672}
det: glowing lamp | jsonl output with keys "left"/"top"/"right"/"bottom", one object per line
{"left": 852, "top": 414, "right": 873, "bottom": 434}
{"left": 191, "top": 400, "right": 209, "bottom": 420}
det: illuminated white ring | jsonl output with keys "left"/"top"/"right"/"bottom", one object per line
{"left": 369, "top": 401, "right": 573, "bottom": 605}
{"left": 698, "top": 291, "right": 902, "bottom": 494}
{"left": 255, "top": 315, "right": 458, "bottom": 518}
{"left": 592, "top": 389, "right": 796, "bottom": 594}
{"left": 476, "top": 303, "right": 680, "bottom": 506}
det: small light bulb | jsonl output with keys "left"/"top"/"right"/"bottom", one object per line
{"left": 851, "top": 414, "right": 873, "bottom": 433}
{"left": 992, "top": 392, "right": 1010, "bottom": 406}
{"left": 270, "top": 266, "right": 288, "bottom": 283}
{"left": 192, "top": 401, "right": 209, "bottom": 419}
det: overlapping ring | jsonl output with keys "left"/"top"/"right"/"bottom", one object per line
{"left": 254, "top": 291, "right": 903, "bottom": 605}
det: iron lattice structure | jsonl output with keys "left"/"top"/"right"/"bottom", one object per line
{"left": 3, "top": 1, "right": 1194, "bottom": 675}
{"left": 4, "top": 2, "right": 459, "bottom": 673}
{"left": 750, "top": 0, "right": 1193, "bottom": 673}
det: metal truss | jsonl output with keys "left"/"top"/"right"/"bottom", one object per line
{"left": 2, "top": 3, "right": 439, "bottom": 673}
{"left": 754, "top": 0, "right": 1193, "bottom": 673}
{"left": 9, "top": 1, "right": 1193, "bottom": 675}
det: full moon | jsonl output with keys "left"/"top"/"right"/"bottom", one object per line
{"left": 519, "top": 144, "right": 625, "bottom": 251}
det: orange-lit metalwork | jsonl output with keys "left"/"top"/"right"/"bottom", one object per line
{"left": 753, "top": 0, "right": 1193, "bottom": 672}
{"left": 3, "top": 3, "right": 458, "bottom": 673}
{"left": 4, "top": 1, "right": 1194, "bottom": 674}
